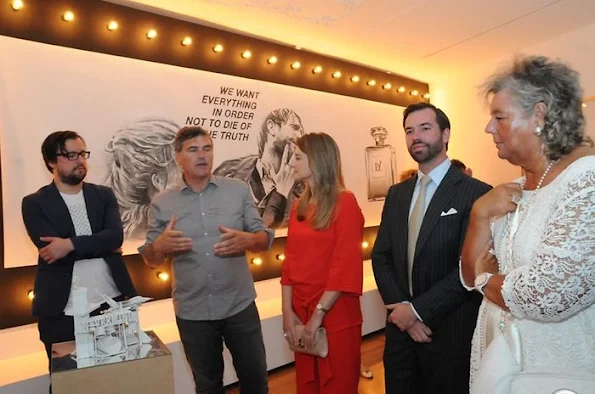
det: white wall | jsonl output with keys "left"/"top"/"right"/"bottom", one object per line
{"left": 429, "top": 21, "right": 595, "bottom": 187}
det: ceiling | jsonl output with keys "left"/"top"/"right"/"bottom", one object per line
{"left": 108, "top": 0, "right": 595, "bottom": 82}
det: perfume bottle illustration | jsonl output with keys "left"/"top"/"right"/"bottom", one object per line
{"left": 365, "top": 126, "right": 397, "bottom": 201}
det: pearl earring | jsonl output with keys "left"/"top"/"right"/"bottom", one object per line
{"left": 535, "top": 126, "right": 542, "bottom": 135}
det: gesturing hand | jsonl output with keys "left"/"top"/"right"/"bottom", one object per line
{"left": 213, "top": 225, "right": 252, "bottom": 256}
{"left": 153, "top": 215, "right": 193, "bottom": 254}
{"left": 266, "top": 143, "right": 295, "bottom": 198}
{"left": 39, "top": 237, "right": 74, "bottom": 264}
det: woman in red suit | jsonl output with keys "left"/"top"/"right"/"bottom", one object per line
{"left": 281, "top": 132, "right": 365, "bottom": 394}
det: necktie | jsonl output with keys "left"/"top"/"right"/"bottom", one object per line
{"left": 408, "top": 175, "right": 431, "bottom": 295}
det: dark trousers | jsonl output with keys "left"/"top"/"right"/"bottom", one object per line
{"left": 176, "top": 302, "right": 269, "bottom": 394}
{"left": 38, "top": 294, "right": 125, "bottom": 371}
{"left": 384, "top": 321, "right": 471, "bottom": 394}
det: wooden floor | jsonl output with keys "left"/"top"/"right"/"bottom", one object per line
{"left": 228, "top": 330, "right": 386, "bottom": 394}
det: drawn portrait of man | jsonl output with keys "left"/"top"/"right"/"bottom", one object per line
{"left": 214, "top": 108, "right": 305, "bottom": 228}
{"left": 104, "top": 119, "right": 181, "bottom": 240}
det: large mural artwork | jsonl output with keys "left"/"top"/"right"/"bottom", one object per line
{"left": 0, "top": 35, "right": 415, "bottom": 268}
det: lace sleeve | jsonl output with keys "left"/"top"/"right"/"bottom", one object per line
{"left": 502, "top": 170, "right": 595, "bottom": 322}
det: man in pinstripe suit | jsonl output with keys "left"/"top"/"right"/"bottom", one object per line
{"left": 372, "top": 103, "right": 491, "bottom": 394}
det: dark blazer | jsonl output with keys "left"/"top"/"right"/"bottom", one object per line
{"left": 373, "top": 165, "right": 491, "bottom": 327}
{"left": 22, "top": 182, "right": 136, "bottom": 317}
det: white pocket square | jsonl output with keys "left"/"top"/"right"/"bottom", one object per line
{"left": 440, "top": 208, "right": 458, "bottom": 216}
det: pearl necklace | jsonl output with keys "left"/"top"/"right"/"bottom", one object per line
{"left": 498, "top": 159, "right": 558, "bottom": 332}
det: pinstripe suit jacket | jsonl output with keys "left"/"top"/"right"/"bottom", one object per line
{"left": 372, "top": 164, "right": 491, "bottom": 331}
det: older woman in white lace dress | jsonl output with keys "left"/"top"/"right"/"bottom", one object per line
{"left": 460, "top": 55, "right": 595, "bottom": 394}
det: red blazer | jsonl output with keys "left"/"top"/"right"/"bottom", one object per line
{"left": 281, "top": 191, "right": 364, "bottom": 333}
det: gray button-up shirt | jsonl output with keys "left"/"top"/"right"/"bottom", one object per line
{"left": 139, "top": 175, "right": 274, "bottom": 321}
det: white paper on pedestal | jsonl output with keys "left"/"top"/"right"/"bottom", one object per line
{"left": 70, "top": 287, "right": 152, "bottom": 364}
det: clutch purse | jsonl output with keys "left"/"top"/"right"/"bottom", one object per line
{"left": 289, "top": 325, "right": 328, "bottom": 358}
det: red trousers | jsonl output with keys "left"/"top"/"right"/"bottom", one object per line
{"left": 294, "top": 324, "right": 361, "bottom": 394}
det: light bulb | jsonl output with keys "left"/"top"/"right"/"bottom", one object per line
{"left": 62, "top": 11, "right": 74, "bottom": 22}
{"left": 11, "top": 0, "right": 24, "bottom": 11}
{"left": 362, "top": 241, "right": 369, "bottom": 249}
{"left": 251, "top": 257, "right": 263, "bottom": 266}
{"left": 241, "top": 50, "right": 252, "bottom": 59}
{"left": 290, "top": 61, "right": 301, "bottom": 70}
{"left": 350, "top": 75, "right": 360, "bottom": 83}
{"left": 382, "top": 83, "right": 392, "bottom": 90}
{"left": 106, "top": 21, "right": 118, "bottom": 31}
{"left": 332, "top": 71, "right": 342, "bottom": 79}
{"left": 157, "top": 272, "right": 169, "bottom": 281}
{"left": 181, "top": 36, "right": 192, "bottom": 46}
{"left": 411, "top": 90, "right": 419, "bottom": 96}
{"left": 213, "top": 44, "right": 224, "bottom": 53}
{"left": 276, "top": 253, "right": 286, "bottom": 261}
{"left": 146, "top": 29, "right": 157, "bottom": 39}
{"left": 27, "top": 290, "right": 35, "bottom": 300}
{"left": 367, "top": 80, "right": 376, "bottom": 87}
{"left": 397, "top": 86, "right": 406, "bottom": 93}
{"left": 267, "top": 56, "right": 278, "bottom": 64}
{"left": 312, "top": 66, "right": 323, "bottom": 74}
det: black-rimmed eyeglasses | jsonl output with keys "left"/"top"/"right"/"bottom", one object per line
{"left": 57, "top": 151, "right": 91, "bottom": 161}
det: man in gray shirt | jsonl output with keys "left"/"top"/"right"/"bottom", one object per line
{"left": 139, "top": 126, "right": 273, "bottom": 394}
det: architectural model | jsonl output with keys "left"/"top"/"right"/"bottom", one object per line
{"left": 72, "top": 286, "right": 153, "bottom": 365}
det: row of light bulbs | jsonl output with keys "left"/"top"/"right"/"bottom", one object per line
{"left": 9, "top": 1, "right": 430, "bottom": 99}
{"left": 25, "top": 241, "right": 372, "bottom": 297}
{"left": 140, "top": 240, "right": 368, "bottom": 271}
{"left": 27, "top": 269, "right": 172, "bottom": 297}
{"left": 251, "top": 241, "right": 370, "bottom": 266}
{"left": 154, "top": 241, "right": 370, "bottom": 268}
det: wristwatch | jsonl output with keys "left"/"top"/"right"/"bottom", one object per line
{"left": 315, "top": 303, "right": 329, "bottom": 314}
{"left": 474, "top": 272, "right": 495, "bottom": 295}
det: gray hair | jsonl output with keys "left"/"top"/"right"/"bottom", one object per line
{"left": 482, "top": 55, "right": 592, "bottom": 160}
{"left": 174, "top": 126, "right": 211, "bottom": 152}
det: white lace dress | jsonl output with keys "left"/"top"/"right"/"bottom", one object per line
{"left": 469, "top": 156, "right": 595, "bottom": 394}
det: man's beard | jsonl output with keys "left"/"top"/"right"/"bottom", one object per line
{"left": 272, "top": 138, "right": 289, "bottom": 157}
{"left": 59, "top": 166, "right": 87, "bottom": 185}
{"left": 269, "top": 139, "right": 292, "bottom": 172}
{"left": 408, "top": 139, "right": 443, "bottom": 164}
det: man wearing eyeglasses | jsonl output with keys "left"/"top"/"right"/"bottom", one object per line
{"left": 21, "top": 131, "right": 136, "bottom": 375}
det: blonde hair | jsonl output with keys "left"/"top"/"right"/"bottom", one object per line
{"left": 296, "top": 133, "right": 345, "bottom": 230}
